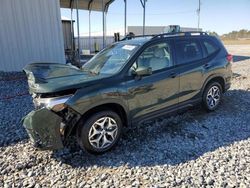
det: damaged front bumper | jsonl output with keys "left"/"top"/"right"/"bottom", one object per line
{"left": 23, "top": 108, "right": 64, "bottom": 150}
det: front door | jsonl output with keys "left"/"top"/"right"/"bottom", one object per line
{"left": 125, "top": 41, "right": 179, "bottom": 121}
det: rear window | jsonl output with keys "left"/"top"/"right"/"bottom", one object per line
{"left": 175, "top": 39, "right": 203, "bottom": 65}
{"left": 202, "top": 39, "right": 219, "bottom": 57}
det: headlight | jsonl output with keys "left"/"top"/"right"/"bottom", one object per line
{"left": 33, "top": 95, "right": 72, "bottom": 112}
{"left": 27, "top": 72, "right": 39, "bottom": 88}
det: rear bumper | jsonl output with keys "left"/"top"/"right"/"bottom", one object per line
{"left": 23, "top": 108, "right": 64, "bottom": 150}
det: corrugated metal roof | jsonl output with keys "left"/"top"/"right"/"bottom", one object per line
{"left": 60, "top": 0, "right": 115, "bottom": 12}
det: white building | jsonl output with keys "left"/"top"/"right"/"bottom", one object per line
{"left": 128, "top": 26, "right": 201, "bottom": 36}
{"left": 0, "top": 0, "right": 114, "bottom": 71}
{"left": 0, "top": 0, "right": 65, "bottom": 72}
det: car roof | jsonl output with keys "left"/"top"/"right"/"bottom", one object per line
{"left": 114, "top": 32, "right": 217, "bottom": 48}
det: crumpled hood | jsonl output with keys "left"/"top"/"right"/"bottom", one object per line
{"left": 23, "top": 62, "right": 106, "bottom": 93}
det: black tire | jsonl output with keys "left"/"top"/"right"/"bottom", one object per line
{"left": 202, "top": 81, "right": 222, "bottom": 112}
{"left": 77, "top": 110, "right": 122, "bottom": 154}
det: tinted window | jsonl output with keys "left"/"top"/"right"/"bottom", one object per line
{"left": 131, "top": 42, "right": 173, "bottom": 72}
{"left": 202, "top": 39, "right": 219, "bottom": 56}
{"left": 175, "top": 39, "right": 203, "bottom": 64}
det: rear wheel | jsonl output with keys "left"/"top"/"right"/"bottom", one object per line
{"left": 202, "top": 82, "right": 222, "bottom": 111}
{"left": 77, "top": 110, "right": 122, "bottom": 154}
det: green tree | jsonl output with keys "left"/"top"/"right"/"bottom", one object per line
{"left": 206, "top": 31, "right": 219, "bottom": 37}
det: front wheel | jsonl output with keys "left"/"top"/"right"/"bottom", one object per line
{"left": 77, "top": 110, "right": 122, "bottom": 154}
{"left": 202, "top": 82, "right": 222, "bottom": 112}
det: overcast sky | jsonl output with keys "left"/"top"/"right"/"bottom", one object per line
{"left": 61, "top": 0, "right": 250, "bottom": 36}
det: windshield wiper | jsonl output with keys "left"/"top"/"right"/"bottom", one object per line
{"left": 89, "top": 70, "right": 99, "bottom": 75}
{"left": 81, "top": 67, "right": 99, "bottom": 75}
{"left": 81, "top": 67, "right": 88, "bottom": 72}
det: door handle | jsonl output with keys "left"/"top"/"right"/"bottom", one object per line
{"left": 170, "top": 72, "right": 177, "bottom": 78}
{"left": 203, "top": 63, "right": 210, "bottom": 69}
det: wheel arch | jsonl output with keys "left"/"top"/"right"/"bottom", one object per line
{"left": 78, "top": 102, "right": 129, "bottom": 128}
{"left": 202, "top": 75, "right": 226, "bottom": 95}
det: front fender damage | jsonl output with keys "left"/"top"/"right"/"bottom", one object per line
{"left": 23, "top": 108, "right": 64, "bottom": 150}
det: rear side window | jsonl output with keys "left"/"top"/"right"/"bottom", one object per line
{"left": 175, "top": 39, "right": 203, "bottom": 65}
{"left": 202, "top": 39, "right": 219, "bottom": 57}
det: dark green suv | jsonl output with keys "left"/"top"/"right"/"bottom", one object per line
{"left": 23, "top": 32, "right": 232, "bottom": 154}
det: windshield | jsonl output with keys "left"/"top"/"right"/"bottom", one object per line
{"left": 82, "top": 43, "right": 139, "bottom": 75}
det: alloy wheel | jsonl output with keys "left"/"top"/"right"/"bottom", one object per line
{"left": 206, "top": 85, "right": 221, "bottom": 109}
{"left": 88, "top": 117, "right": 118, "bottom": 149}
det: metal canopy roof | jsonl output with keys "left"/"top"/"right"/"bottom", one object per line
{"left": 60, "top": 0, "right": 115, "bottom": 12}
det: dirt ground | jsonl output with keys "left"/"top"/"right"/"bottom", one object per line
{"left": 226, "top": 45, "right": 250, "bottom": 56}
{"left": 222, "top": 40, "right": 250, "bottom": 45}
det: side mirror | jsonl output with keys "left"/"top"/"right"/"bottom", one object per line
{"left": 133, "top": 66, "right": 152, "bottom": 76}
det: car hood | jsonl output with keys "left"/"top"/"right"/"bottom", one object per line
{"left": 23, "top": 62, "right": 107, "bottom": 93}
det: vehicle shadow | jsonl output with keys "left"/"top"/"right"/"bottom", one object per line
{"left": 53, "top": 89, "right": 250, "bottom": 168}
{"left": 233, "top": 55, "right": 250, "bottom": 62}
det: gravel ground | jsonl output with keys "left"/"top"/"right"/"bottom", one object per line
{"left": 0, "top": 45, "right": 250, "bottom": 187}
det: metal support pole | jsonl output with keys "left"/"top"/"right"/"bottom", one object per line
{"left": 197, "top": 0, "right": 201, "bottom": 30}
{"left": 89, "top": 10, "right": 91, "bottom": 52}
{"left": 76, "top": 0, "right": 80, "bottom": 64}
{"left": 104, "top": 12, "right": 107, "bottom": 47}
{"left": 140, "top": 0, "right": 146, "bottom": 36}
{"left": 124, "top": 0, "right": 127, "bottom": 36}
{"left": 143, "top": 0, "right": 145, "bottom": 36}
{"left": 70, "top": 6, "right": 74, "bottom": 53}
{"left": 102, "top": 0, "right": 106, "bottom": 48}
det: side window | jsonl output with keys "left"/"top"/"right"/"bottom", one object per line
{"left": 131, "top": 42, "right": 173, "bottom": 73}
{"left": 202, "top": 39, "right": 219, "bottom": 57}
{"left": 175, "top": 39, "right": 203, "bottom": 65}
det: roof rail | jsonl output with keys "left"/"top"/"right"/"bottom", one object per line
{"left": 151, "top": 31, "right": 208, "bottom": 40}
{"left": 120, "top": 31, "right": 208, "bottom": 41}
{"left": 120, "top": 34, "right": 155, "bottom": 41}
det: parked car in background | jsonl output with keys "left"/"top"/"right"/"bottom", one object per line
{"left": 23, "top": 32, "right": 232, "bottom": 154}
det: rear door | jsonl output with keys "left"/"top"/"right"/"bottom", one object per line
{"left": 174, "top": 37, "right": 206, "bottom": 103}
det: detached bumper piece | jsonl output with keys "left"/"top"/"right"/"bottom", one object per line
{"left": 23, "top": 108, "right": 64, "bottom": 150}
